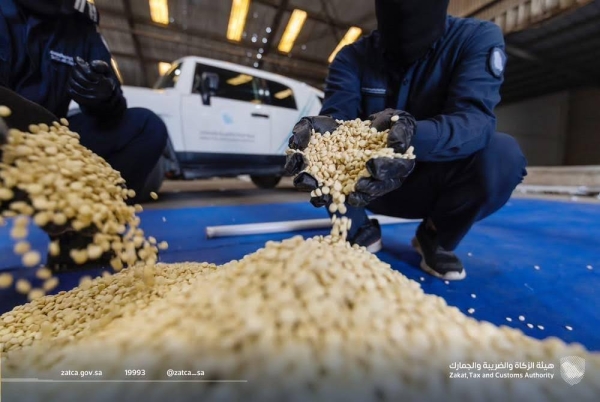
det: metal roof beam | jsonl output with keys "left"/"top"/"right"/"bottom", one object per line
{"left": 121, "top": 0, "right": 149, "bottom": 87}
{"left": 257, "top": 0, "right": 289, "bottom": 69}
{"left": 99, "top": 23, "right": 328, "bottom": 79}
{"left": 252, "top": 0, "right": 365, "bottom": 31}
{"left": 505, "top": 44, "right": 600, "bottom": 86}
{"left": 97, "top": 6, "right": 328, "bottom": 68}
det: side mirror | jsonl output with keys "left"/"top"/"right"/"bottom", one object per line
{"left": 201, "top": 72, "right": 219, "bottom": 105}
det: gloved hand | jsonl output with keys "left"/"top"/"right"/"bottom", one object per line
{"left": 347, "top": 157, "right": 415, "bottom": 207}
{"left": 0, "top": 86, "right": 58, "bottom": 132}
{"left": 346, "top": 109, "right": 417, "bottom": 207}
{"left": 369, "top": 108, "right": 416, "bottom": 154}
{"left": 284, "top": 116, "right": 339, "bottom": 207}
{"left": 68, "top": 57, "right": 126, "bottom": 118}
{"left": 0, "top": 86, "right": 59, "bottom": 169}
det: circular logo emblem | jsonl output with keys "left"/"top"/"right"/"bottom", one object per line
{"left": 489, "top": 47, "right": 506, "bottom": 78}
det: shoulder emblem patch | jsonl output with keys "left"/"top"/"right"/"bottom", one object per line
{"left": 489, "top": 47, "right": 506, "bottom": 78}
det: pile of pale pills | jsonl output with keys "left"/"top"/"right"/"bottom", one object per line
{"left": 0, "top": 106, "right": 167, "bottom": 300}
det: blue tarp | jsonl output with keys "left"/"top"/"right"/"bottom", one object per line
{"left": 1, "top": 198, "right": 599, "bottom": 350}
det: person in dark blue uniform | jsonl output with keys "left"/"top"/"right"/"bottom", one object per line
{"left": 0, "top": 0, "right": 168, "bottom": 269}
{"left": 286, "top": 0, "right": 528, "bottom": 280}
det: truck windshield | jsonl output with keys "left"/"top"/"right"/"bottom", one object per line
{"left": 154, "top": 62, "right": 183, "bottom": 89}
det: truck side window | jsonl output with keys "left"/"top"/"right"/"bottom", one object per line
{"left": 265, "top": 80, "right": 297, "bottom": 110}
{"left": 193, "top": 64, "right": 261, "bottom": 104}
{"left": 154, "top": 62, "right": 182, "bottom": 89}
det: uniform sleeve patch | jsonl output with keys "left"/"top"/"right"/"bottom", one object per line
{"left": 489, "top": 47, "right": 506, "bottom": 78}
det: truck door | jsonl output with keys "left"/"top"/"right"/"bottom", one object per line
{"left": 180, "top": 63, "right": 271, "bottom": 156}
{"left": 260, "top": 79, "right": 307, "bottom": 156}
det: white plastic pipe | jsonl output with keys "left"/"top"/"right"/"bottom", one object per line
{"left": 205, "top": 215, "right": 419, "bottom": 239}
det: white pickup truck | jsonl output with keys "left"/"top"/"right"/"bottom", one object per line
{"left": 84, "top": 56, "right": 325, "bottom": 196}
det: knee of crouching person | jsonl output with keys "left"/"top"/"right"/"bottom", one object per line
{"left": 497, "top": 132, "right": 528, "bottom": 182}
{"left": 473, "top": 132, "right": 528, "bottom": 205}
{"left": 133, "top": 108, "right": 169, "bottom": 152}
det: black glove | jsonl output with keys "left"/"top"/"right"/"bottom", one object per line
{"left": 285, "top": 116, "right": 339, "bottom": 207}
{"left": 0, "top": 87, "right": 59, "bottom": 180}
{"left": 346, "top": 110, "right": 417, "bottom": 207}
{"left": 0, "top": 86, "right": 58, "bottom": 132}
{"left": 68, "top": 57, "right": 126, "bottom": 118}
{"left": 369, "top": 108, "right": 416, "bottom": 154}
{"left": 284, "top": 116, "right": 339, "bottom": 175}
{"left": 347, "top": 157, "right": 415, "bottom": 207}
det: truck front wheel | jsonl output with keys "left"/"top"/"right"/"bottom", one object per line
{"left": 250, "top": 175, "right": 282, "bottom": 189}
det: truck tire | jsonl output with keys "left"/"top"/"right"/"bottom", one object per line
{"left": 138, "top": 157, "right": 166, "bottom": 202}
{"left": 250, "top": 175, "right": 282, "bottom": 189}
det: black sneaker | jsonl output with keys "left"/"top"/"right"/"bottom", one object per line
{"left": 348, "top": 219, "right": 382, "bottom": 253}
{"left": 411, "top": 221, "right": 466, "bottom": 280}
{"left": 47, "top": 232, "right": 114, "bottom": 272}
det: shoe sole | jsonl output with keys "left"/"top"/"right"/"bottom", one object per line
{"left": 411, "top": 237, "right": 466, "bottom": 281}
{"left": 365, "top": 239, "right": 383, "bottom": 254}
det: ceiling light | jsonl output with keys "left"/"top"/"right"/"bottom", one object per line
{"left": 262, "top": 37, "right": 267, "bottom": 43}
{"left": 226, "top": 74, "right": 253, "bottom": 86}
{"left": 111, "top": 58, "right": 123, "bottom": 84}
{"left": 328, "top": 26, "right": 362, "bottom": 63}
{"left": 274, "top": 88, "right": 293, "bottom": 99}
{"left": 277, "top": 9, "right": 307, "bottom": 53}
{"left": 266, "top": 27, "right": 271, "bottom": 33}
{"left": 251, "top": 36, "right": 257, "bottom": 43}
{"left": 257, "top": 53, "right": 262, "bottom": 59}
{"left": 253, "top": 62, "right": 259, "bottom": 67}
{"left": 149, "top": 0, "right": 169, "bottom": 25}
{"left": 259, "top": 48, "right": 264, "bottom": 53}
{"left": 227, "top": 0, "right": 251, "bottom": 42}
{"left": 158, "top": 61, "right": 172, "bottom": 76}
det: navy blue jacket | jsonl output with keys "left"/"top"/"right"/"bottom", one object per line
{"left": 0, "top": 0, "right": 115, "bottom": 118}
{"left": 321, "top": 16, "right": 506, "bottom": 162}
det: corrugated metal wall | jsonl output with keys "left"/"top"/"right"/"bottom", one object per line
{"left": 449, "top": 0, "right": 594, "bottom": 34}
{"left": 448, "top": 0, "right": 496, "bottom": 16}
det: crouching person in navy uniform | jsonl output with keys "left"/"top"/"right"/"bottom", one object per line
{"left": 0, "top": 0, "right": 168, "bottom": 269}
{"left": 285, "top": 0, "right": 528, "bottom": 280}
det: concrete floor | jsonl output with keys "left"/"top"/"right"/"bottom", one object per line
{"left": 143, "top": 176, "right": 600, "bottom": 210}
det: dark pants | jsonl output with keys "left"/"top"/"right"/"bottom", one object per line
{"left": 69, "top": 108, "right": 168, "bottom": 198}
{"left": 342, "top": 132, "right": 528, "bottom": 250}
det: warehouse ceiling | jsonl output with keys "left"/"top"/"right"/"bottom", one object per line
{"left": 501, "top": 0, "right": 600, "bottom": 104}
{"left": 95, "top": 0, "right": 600, "bottom": 106}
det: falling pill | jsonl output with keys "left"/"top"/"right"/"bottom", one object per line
{"left": 527, "top": 323, "right": 534, "bottom": 329}
{"left": 565, "top": 325, "right": 573, "bottom": 331}
{"left": 467, "top": 252, "right": 473, "bottom": 257}
{"left": 467, "top": 308, "right": 475, "bottom": 314}
{"left": 519, "top": 315, "right": 525, "bottom": 321}
{"left": 587, "top": 265, "right": 593, "bottom": 270}
{"left": 150, "top": 192, "right": 159, "bottom": 200}
{"left": 420, "top": 277, "right": 425, "bottom": 282}
{"left": 471, "top": 294, "right": 476, "bottom": 299}
{"left": 0, "top": 105, "right": 12, "bottom": 117}
{"left": 534, "top": 265, "right": 540, "bottom": 270}
{"left": 537, "top": 325, "right": 544, "bottom": 330}
{"left": 506, "top": 317, "right": 512, "bottom": 322}
{"left": 444, "top": 281, "right": 449, "bottom": 285}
